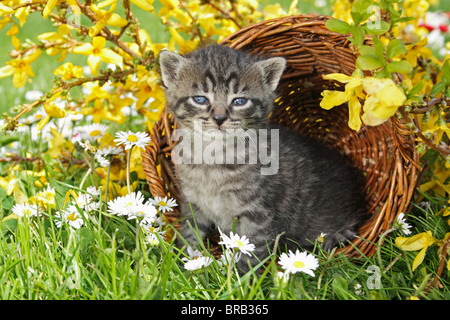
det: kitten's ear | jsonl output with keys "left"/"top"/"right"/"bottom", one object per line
{"left": 256, "top": 57, "right": 286, "bottom": 91}
{"left": 159, "top": 50, "right": 186, "bottom": 88}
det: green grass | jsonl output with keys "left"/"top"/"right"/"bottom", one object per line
{"left": 1, "top": 201, "right": 449, "bottom": 300}
{"left": 0, "top": 0, "right": 449, "bottom": 302}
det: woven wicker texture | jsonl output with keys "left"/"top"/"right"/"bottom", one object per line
{"left": 142, "top": 14, "right": 421, "bottom": 258}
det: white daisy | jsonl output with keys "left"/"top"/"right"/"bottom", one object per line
{"left": 126, "top": 201, "right": 158, "bottom": 222}
{"left": 150, "top": 196, "right": 178, "bottom": 213}
{"left": 218, "top": 230, "right": 255, "bottom": 256}
{"left": 86, "top": 186, "right": 100, "bottom": 197}
{"left": 392, "top": 212, "right": 412, "bottom": 235}
{"left": 317, "top": 232, "right": 327, "bottom": 243}
{"left": 95, "top": 152, "right": 110, "bottom": 167}
{"left": 114, "top": 130, "right": 151, "bottom": 150}
{"left": 74, "top": 192, "right": 100, "bottom": 212}
{"left": 182, "top": 247, "right": 213, "bottom": 271}
{"left": 216, "top": 248, "right": 242, "bottom": 274}
{"left": 184, "top": 256, "right": 213, "bottom": 271}
{"left": 77, "top": 123, "right": 109, "bottom": 141}
{"left": 145, "top": 232, "right": 160, "bottom": 246}
{"left": 55, "top": 205, "right": 84, "bottom": 229}
{"left": 274, "top": 271, "right": 290, "bottom": 288}
{"left": 12, "top": 203, "right": 39, "bottom": 218}
{"left": 278, "top": 249, "right": 319, "bottom": 277}
{"left": 97, "top": 146, "right": 123, "bottom": 157}
{"left": 107, "top": 191, "right": 146, "bottom": 217}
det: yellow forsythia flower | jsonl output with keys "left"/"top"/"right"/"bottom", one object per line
{"left": 361, "top": 77, "right": 406, "bottom": 126}
{"left": 395, "top": 231, "right": 437, "bottom": 271}
{"left": 320, "top": 72, "right": 365, "bottom": 131}
{"left": 0, "top": 49, "right": 42, "bottom": 88}
{"left": 53, "top": 62, "right": 84, "bottom": 81}
{"left": 73, "top": 36, "right": 123, "bottom": 76}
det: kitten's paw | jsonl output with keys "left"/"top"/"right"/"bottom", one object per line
{"left": 323, "top": 229, "right": 356, "bottom": 252}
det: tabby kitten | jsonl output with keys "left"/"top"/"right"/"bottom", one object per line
{"left": 159, "top": 45, "right": 365, "bottom": 271}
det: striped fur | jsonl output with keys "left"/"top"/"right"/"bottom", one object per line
{"left": 159, "top": 45, "right": 365, "bottom": 272}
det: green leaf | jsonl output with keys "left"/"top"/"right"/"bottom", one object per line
{"left": 386, "top": 60, "right": 412, "bottom": 74}
{"left": 371, "top": 36, "right": 386, "bottom": 63}
{"left": 407, "top": 80, "right": 424, "bottom": 98}
{"left": 0, "top": 135, "right": 18, "bottom": 147}
{"left": 392, "top": 16, "right": 416, "bottom": 24}
{"left": 358, "top": 45, "right": 375, "bottom": 56}
{"left": 363, "top": 20, "right": 390, "bottom": 35}
{"left": 430, "top": 81, "right": 446, "bottom": 96}
{"left": 332, "top": 276, "right": 351, "bottom": 300}
{"left": 441, "top": 59, "right": 450, "bottom": 85}
{"left": 1, "top": 218, "right": 17, "bottom": 234}
{"left": 351, "top": 0, "right": 374, "bottom": 25}
{"left": 356, "top": 54, "right": 383, "bottom": 70}
{"left": 351, "top": 25, "right": 366, "bottom": 48}
{"left": 326, "top": 19, "right": 352, "bottom": 34}
{"left": 386, "top": 39, "right": 406, "bottom": 59}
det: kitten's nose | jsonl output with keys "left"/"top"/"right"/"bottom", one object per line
{"left": 212, "top": 114, "right": 228, "bottom": 126}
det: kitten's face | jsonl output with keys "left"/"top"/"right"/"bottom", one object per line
{"left": 159, "top": 45, "right": 285, "bottom": 132}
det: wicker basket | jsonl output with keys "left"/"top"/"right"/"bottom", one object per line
{"left": 142, "top": 14, "right": 421, "bottom": 258}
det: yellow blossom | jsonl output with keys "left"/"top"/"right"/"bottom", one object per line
{"left": 29, "top": 186, "right": 56, "bottom": 210}
{"left": 405, "top": 38, "right": 433, "bottom": 67}
{"left": 417, "top": 111, "right": 450, "bottom": 146}
{"left": 403, "top": 0, "right": 429, "bottom": 21}
{"left": 320, "top": 72, "right": 365, "bottom": 131}
{"left": 53, "top": 62, "right": 84, "bottom": 81}
{"left": 38, "top": 24, "right": 71, "bottom": 60}
{"left": 0, "top": 3, "right": 14, "bottom": 15}
{"left": 419, "top": 162, "right": 450, "bottom": 198}
{"left": 395, "top": 231, "right": 437, "bottom": 271}
{"left": 6, "top": 24, "right": 20, "bottom": 50}
{"left": 0, "top": 175, "right": 18, "bottom": 196}
{"left": 129, "top": 0, "right": 154, "bottom": 13}
{"left": 15, "top": 5, "right": 30, "bottom": 27}
{"left": 88, "top": 2, "right": 128, "bottom": 37}
{"left": 263, "top": 3, "right": 287, "bottom": 20}
{"left": 81, "top": 82, "right": 132, "bottom": 124}
{"left": 43, "top": 0, "right": 58, "bottom": 19}
{"left": 137, "top": 28, "right": 167, "bottom": 55}
{"left": 48, "top": 127, "right": 74, "bottom": 158}
{"left": 361, "top": 77, "right": 406, "bottom": 126}
{"left": 158, "top": 0, "right": 191, "bottom": 25}
{"left": 168, "top": 27, "right": 197, "bottom": 54}
{"left": 0, "top": 49, "right": 42, "bottom": 88}
{"left": 37, "top": 102, "right": 67, "bottom": 131}
{"left": 133, "top": 68, "right": 165, "bottom": 110}
{"left": 73, "top": 36, "right": 122, "bottom": 75}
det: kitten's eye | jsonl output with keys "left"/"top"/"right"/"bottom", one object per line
{"left": 192, "top": 96, "right": 209, "bottom": 105}
{"left": 232, "top": 98, "right": 248, "bottom": 106}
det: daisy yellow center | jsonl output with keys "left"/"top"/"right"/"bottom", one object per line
{"left": 67, "top": 213, "right": 78, "bottom": 221}
{"left": 127, "top": 134, "right": 138, "bottom": 142}
{"left": 126, "top": 202, "right": 133, "bottom": 208}
{"left": 90, "top": 130, "right": 101, "bottom": 137}
{"left": 293, "top": 261, "right": 305, "bottom": 269}
{"left": 233, "top": 240, "right": 244, "bottom": 247}
{"left": 43, "top": 192, "right": 54, "bottom": 200}
{"left": 157, "top": 200, "right": 167, "bottom": 206}
{"left": 23, "top": 209, "right": 32, "bottom": 216}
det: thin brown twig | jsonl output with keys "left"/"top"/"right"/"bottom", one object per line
{"left": 398, "top": 107, "right": 450, "bottom": 156}
{"left": 203, "top": 0, "right": 242, "bottom": 29}
{"left": 75, "top": 0, "right": 143, "bottom": 61}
